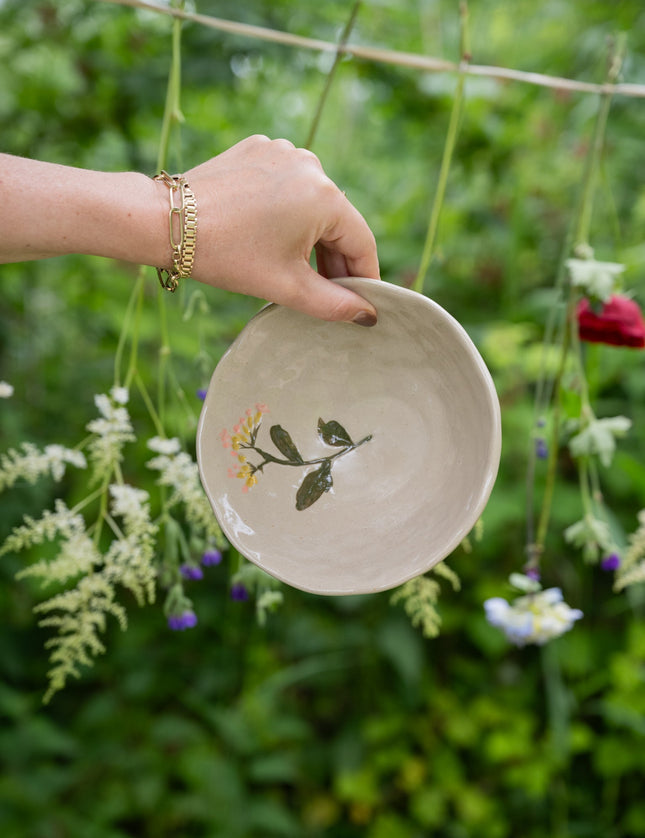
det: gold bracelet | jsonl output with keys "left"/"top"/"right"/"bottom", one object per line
{"left": 153, "top": 170, "right": 198, "bottom": 292}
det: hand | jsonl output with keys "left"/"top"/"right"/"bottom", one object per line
{"left": 0, "top": 138, "right": 380, "bottom": 324}
{"left": 177, "top": 135, "right": 380, "bottom": 324}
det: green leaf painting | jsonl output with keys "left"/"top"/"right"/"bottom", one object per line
{"left": 270, "top": 425, "right": 304, "bottom": 464}
{"left": 222, "top": 408, "right": 372, "bottom": 510}
{"left": 317, "top": 418, "right": 354, "bottom": 447}
{"left": 296, "top": 461, "right": 334, "bottom": 511}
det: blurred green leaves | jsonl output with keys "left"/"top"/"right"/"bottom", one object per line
{"left": 3, "top": 0, "right": 645, "bottom": 836}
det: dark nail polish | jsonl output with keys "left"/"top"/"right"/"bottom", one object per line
{"left": 352, "top": 310, "right": 377, "bottom": 327}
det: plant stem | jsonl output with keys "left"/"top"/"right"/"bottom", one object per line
{"left": 134, "top": 371, "right": 167, "bottom": 438}
{"left": 304, "top": 0, "right": 362, "bottom": 150}
{"left": 113, "top": 269, "right": 143, "bottom": 386}
{"left": 574, "top": 36, "right": 624, "bottom": 249}
{"left": 528, "top": 37, "right": 624, "bottom": 561}
{"left": 156, "top": 3, "right": 185, "bottom": 429}
{"left": 412, "top": 0, "right": 470, "bottom": 294}
{"left": 534, "top": 302, "right": 571, "bottom": 555}
{"left": 156, "top": 3, "right": 184, "bottom": 175}
{"left": 124, "top": 270, "right": 146, "bottom": 391}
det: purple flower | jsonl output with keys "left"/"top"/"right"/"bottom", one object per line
{"left": 525, "top": 567, "right": 541, "bottom": 582}
{"left": 230, "top": 582, "right": 249, "bottom": 601}
{"left": 180, "top": 564, "right": 204, "bottom": 581}
{"left": 601, "top": 553, "right": 621, "bottom": 571}
{"left": 197, "top": 388, "right": 207, "bottom": 401}
{"left": 201, "top": 549, "right": 222, "bottom": 566}
{"left": 535, "top": 438, "right": 548, "bottom": 460}
{"left": 168, "top": 610, "right": 198, "bottom": 630}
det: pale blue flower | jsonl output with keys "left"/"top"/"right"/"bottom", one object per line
{"left": 484, "top": 587, "right": 582, "bottom": 646}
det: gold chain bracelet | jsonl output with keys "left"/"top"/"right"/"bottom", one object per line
{"left": 153, "top": 170, "right": 198, "bottom": 292}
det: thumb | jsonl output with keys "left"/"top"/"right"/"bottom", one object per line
{"left": 278, "top": 264, "right": 378, "bottom": 325}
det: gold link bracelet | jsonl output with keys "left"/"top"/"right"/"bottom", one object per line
{"left": 154, "top": 170, "right": 198, "bottom": 292}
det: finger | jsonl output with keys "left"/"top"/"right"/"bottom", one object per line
{"left": 314, "top": 243, "right": 348, "bottom": 279}
{"left": 276, "top": 262, "right": 378, "bottom": 326}
{"left": 318, "top": 197, "right": 381, "bottom": 281}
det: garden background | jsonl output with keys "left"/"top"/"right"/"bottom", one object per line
{"left": 2, "top": 0, "right": 645, "bottom": 836}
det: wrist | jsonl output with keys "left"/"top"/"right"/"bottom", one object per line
{"left": 89, "top": 171, "right": 170, "bottom": 270}
{"left": 44, "top": 167, "right": 170, "bottom": 269}
{"left": 152, "top": 171, "right": 198, "bottom": 291}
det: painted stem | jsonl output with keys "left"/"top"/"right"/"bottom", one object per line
{"left": 245, "top": 434, "right": 373, "bottom": 472}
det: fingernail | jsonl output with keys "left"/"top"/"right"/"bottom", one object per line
{"left": 352, "top": 310, "right": 377, "bottom": 327}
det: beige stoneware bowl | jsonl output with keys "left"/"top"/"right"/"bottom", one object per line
{"left": 197, "top": 277, "right": 501, "bottom": 595}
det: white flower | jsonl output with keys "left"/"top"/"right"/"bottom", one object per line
{"left": 110, "top": 386, "right": 130, "bottom": 405}
{"left": 105, "top": 484, "right": 157, "bottom": 606}
{"left": 0, "top": 381, "right": 14, "bottom": 398}
{"left": 0, "top": 442, "right": 87, "bottom": 491}
{"left": 44, "top": 445, "right": 88, "bottom": 481}
{"left": 86, "top": 391, "right": 135, "bottom": 477}
{"left": 109, "top": 483, "right": 150, "bottom": 525}
{"left": 566, "top": 258, "right": 625, "bottom": 303}
{"left": 484, "top": 587, "right": 583, "bottom": 646}
{"left": 1, "top": 499, "right": 88, "bottom": 558}
{"left": 147, "top": 436, "right": 182, "bottom": 455}
{"left": 568, "top": 415, "right": 631, "bottom": 468}
{"left": 147, "top": 449, "right": 222, "bottom": 541}
{"left": 147, "top": 451, "right": 198, "bottom": 499}
{"left": 88, "top": 393, "right": 133, "bottom": 435}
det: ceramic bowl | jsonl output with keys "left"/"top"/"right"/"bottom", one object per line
{"left": 197, "top": 277, "right": 501, "bottom": 595}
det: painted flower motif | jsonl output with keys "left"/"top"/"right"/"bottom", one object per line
{"left": 201, "top": 549, "right": 222, "bottom": 566}
{"left": 221, "top": 404, "right": 270, "bottom": 493}
{"left": 577, "top": 295, "right": 645, "bottom": 348}
{"left": 484, "top": 587, "right": 583, "bottom": 646}
{"left": 180, "top": 564, "right": 204, "bottom": 581}
{"left": 167, "top": 610, "right": 198, "bottom": 630}
{"left": 221, "top": 407, "right": 372, "bottom": 510}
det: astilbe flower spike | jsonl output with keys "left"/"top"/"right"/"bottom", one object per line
{"left": 577, "top": 295, "right": 645, "bottom": 348}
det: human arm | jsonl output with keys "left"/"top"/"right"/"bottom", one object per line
{"left": 0, "top": 135, "right": 380, "bottom": 324}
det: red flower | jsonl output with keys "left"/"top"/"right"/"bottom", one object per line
{"left": 577, "top": 295, "right": 645, "bottom": 348}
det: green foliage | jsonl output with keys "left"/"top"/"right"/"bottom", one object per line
{"left": 390, "top": 562, "right": 461, "bottom": 639}
{"left": 3, "top": 0, "right": 645, "bottom": 836}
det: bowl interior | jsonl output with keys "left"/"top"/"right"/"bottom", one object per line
{"left": 197, "top": 277, "right": 501, "bottom": 595}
